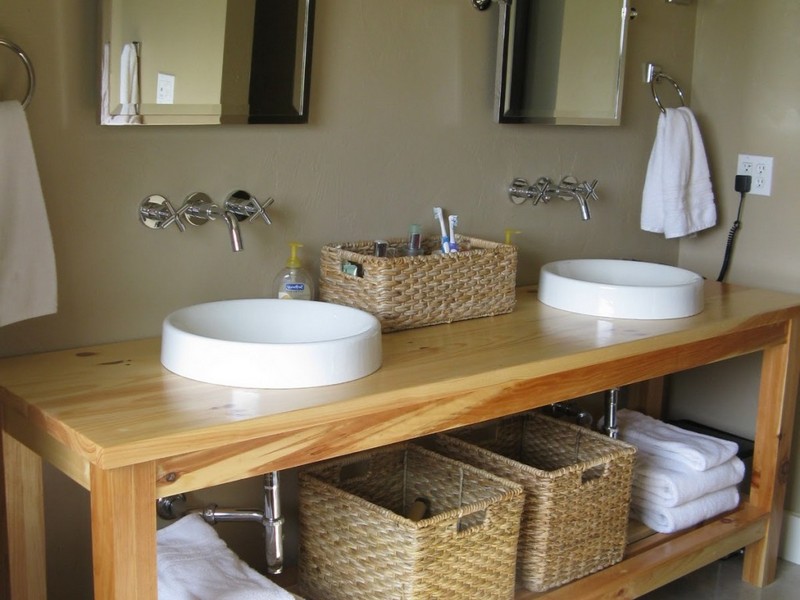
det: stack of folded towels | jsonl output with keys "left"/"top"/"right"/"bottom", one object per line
{"left": 616, "top": 409, "right": 745, "bottom": 534}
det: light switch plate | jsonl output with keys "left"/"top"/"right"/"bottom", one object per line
{"left": 156, "top": 73, "right": 175, "bottom": 105}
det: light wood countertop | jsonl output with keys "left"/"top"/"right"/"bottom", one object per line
{"left": 2, "top": 284, "right": 799, "bottom": 463}
{"left": 1, "top": 283, "right": 798, "bottom": 488}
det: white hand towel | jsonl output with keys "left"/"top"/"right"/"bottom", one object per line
{"left": 631, "top": 485, "right": 740, "bottom": 534}
{"left": 641, "top": 106, "right": 716, "bottom": 239}
{"left": 157, "top": 514, "right": 297, "bottom": 600}
{"left": 119, "top": 42, "right": 140, "bottom": 115}
{"left": 616, "top": 410, "right": 738, "bottom": 472}
{"left": 0, "top": 101, "right": 57, "bottom": 327}
{"left": 632, "top": 453, "right": 745, "bottom": 507}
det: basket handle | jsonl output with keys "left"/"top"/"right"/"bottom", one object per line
{"left": 451, "top": 502, "right": 501, "bottom": 538}
{"left": 333, "top": 456, "right": 373, "bottom": 484}
{"left": 580, "top": 463, "right": 611, "bottom": 485}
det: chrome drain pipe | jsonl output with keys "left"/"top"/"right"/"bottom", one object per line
{"left": 264, "top": 471, "right": 284, "bottom": 575}
{"left": 604, "top": 387, "right": 621, "bottom": 439}
{"left": 156, "top": 470, "right": 285, "bottom": 575}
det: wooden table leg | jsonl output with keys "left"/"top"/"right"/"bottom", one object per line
{"left": 627, "top": 376, "right": 666, "bottom": 418}
{"left": 90, "top": 462, "right": 157, "bottom": 599}
{"left": 743, "top": 318, "right": 800, "bottom": 586}
{"left": 1, "top": 426, "right": 47, "bottom": 600}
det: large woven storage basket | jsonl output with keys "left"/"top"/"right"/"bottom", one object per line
{"left": 432, "top": 413, "right": 636, "bottom": 592}
{"left": 298, "top": 444, "right": 524, "bottom": 600}
{"left": 319, "top": 235, "right": 517, "bottom": 332}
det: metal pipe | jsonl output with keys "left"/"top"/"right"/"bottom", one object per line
{"left": 155, "top": 470, "right": 285, "bottom": 574}
{"left": 264, "top": 471, "right": 284, "bottom": 575}
{"left": 604, "top": 387, "right": 621, "bottom": 439}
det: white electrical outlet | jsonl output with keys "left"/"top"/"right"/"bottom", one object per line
{"left": 737, "top": 154, "right": 774, "bottom": 196}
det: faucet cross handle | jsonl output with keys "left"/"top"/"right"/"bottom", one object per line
{"left": 580, "top": 179, "right": 600, "bottom": 202}
{"left": 225, "top": 190, "right": 274, "bottom": 225}
{"left": 139, "top": 194, "right": 186, "bottom": 232}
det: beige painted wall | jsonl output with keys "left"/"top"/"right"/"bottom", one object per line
{"left": 0, "top": 0, "right": 722, "bottom": 596}
{"left": 674, "top": 0, "right": 800, "bottom": 516}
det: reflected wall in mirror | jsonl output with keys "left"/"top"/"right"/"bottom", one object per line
{"left": 100, "top": 0, "right": 315, "bottom": 125}
{"left": 495, "top": 0, "right": 630, "bottom": 125}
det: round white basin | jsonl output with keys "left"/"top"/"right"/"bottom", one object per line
{"left": 538, "top": 259, "right": 704, "bottom": 320}
{"left": 161, "top": 299, "right": 382, "bottom": 388}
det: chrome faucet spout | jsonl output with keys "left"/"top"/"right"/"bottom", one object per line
{"left": 221, "top": 210, "right": 243, "bottom": 252}
{"left": 182, "top": 192, "right": 245, "bottom": 252}
{"left": 577, "top": 195, "right": 591, "bottom": 221}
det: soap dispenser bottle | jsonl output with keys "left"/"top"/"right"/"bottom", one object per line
{"left": 273, "top": 242, "right": 315, "bottom": 300}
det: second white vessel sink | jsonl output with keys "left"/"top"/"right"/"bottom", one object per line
{"left": 161, "top": 299, "right": 382, "bottom": 388}
{"left": 538, "top": 259, "right": 704, "bottom": 320}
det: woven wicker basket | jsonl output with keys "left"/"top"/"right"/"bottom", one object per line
{"left": 298, "top": 444, "right": 524, "bottom": 600}
{"left": 319, "top": 235, "right": 517, "bottom": 332}
{"left": 432, "top": 413, "right": 636, "bottom": 592}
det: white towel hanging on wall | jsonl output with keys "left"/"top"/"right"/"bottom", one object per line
{"left": 641, "top": 106, "right": 717, "bottom": 239}
{"left": 0, "top": 100, "right": 57, "bottom": 327}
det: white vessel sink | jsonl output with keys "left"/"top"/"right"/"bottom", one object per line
{"left": 538, "top": 259, "right": 704, "bottom": 320}
{"left": 161, "top": 299, "right": 382, "bottom": 388}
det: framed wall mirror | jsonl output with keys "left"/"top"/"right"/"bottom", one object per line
{"left": 100, "top": 0, "right": 315, "bottom": 125}
{"left": 495, "top": 0, "right": 631, "bottom": 126}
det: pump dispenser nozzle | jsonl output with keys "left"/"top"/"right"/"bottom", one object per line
{"left": 504, "top": 229, "right": 522, "bottom": 245}
{"left": 285, "top": 242, "right": 303, "bottom": 268}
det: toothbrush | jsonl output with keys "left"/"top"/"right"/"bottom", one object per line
{"left": 434, "top": 207, "right": 450, "bottom": 253}
{"left": 448, "top": 214, "right": 459, "bottom": 252}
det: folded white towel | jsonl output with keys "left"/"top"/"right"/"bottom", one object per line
{"left": 631, "top": 485, "right": 740, "bottom": 534}
{"left": 632, "top": 453, "right": 745, "bottom": 507}
{"left": 157, "top": 514, "right": 297, "bottom": 600}
{"left": 641, "top": 106, "right": 716, "bottom": 239}
{"left": 616, "top": 410, "right": 738, "bottom": 472}
{"left": 0, "top": 101, "right": 58, "bottom": 327}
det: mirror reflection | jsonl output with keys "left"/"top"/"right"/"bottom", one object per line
{"left": 496, "top": 0, "right": 630, "bottom": 125}
{"left": 100, "top": 0, "right": 315, "bottom": 125}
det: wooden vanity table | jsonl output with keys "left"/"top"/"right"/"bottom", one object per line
{"left": 2, "top": 283, "right": 799, "bottom": 599}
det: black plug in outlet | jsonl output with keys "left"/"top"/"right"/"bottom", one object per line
{"left": 735, "top": 174, "right": 752, "bottom": 193}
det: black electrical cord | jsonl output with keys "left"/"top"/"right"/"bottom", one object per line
{"left": 716, "top": 175, "right": 752, "bottom": 282}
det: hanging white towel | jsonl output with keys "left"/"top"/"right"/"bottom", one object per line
{"left": 631, "top": 485, "right": 740, "bottom": 534}
{"left": 641, "top": 106, "right": 716, "bottom": 239}
{"left": 157, "top": 514, "right": 299, "bottom": 600}
{"left": 101, "top": 43, "right": 139, "bottom": 125}
{"left": 119, "top": 42, "right": 140, "bottom": 115}
{"left": 616, "top": 409, "right": 738, "bottom": 472}
{"left": 0, "top": 101, "right": 57, "bottom": 327}
{"left": 632, "top": 453, "right": 745, "bottom": 507}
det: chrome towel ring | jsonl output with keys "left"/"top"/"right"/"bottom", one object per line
{"left": 644, "top": 62, "right": 686, "bottom": 114}
{"left": 0, "top": 38, "right": 36, "bottom": 109}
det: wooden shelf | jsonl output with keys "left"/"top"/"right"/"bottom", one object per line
{"left": 277, "top": 505, "right": 766, "bottom": 600}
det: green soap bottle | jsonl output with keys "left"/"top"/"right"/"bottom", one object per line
{"left": 273, "top": 242, "right": 315, "bottom": 300}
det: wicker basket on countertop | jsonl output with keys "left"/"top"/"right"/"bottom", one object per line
{"left": 297, "top": 443, "right": 524, "bottom": 600}
{"left": 431, "top": 412, "right": 637, "bottom": 592}
{"left": 319, "top": 235, "right": 517, "bottom": 332}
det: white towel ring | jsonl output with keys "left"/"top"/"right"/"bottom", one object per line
{"left": 650, "top": 73, "right": 686, "bottom": 114}
{"left": 0, "top": 38, "right": 36, "bottom": 110}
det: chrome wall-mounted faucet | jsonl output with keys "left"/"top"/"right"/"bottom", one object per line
{"left": 183, "top": 192, "right": 244, "bottom": 252}
{"left": 138, "top": 190, "right": 274, "bottom": 251}
{"left": 508, "top": 176, "right": 599, "bottom": 221}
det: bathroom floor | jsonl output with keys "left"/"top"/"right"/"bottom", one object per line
{"left": 641, "top": 553, "right": 800, "bottom": 599}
